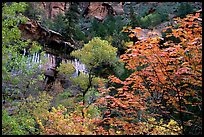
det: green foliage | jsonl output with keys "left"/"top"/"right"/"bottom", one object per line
{"left": 23, "top": 2, "right": 44, "bottom": 21}
{"left": 2, "top": 109, "right": 27, "bottom": 135}
{"left": 63, "top": 2, "right": 81, "bottom": 40}
{"left": 55, "top": 91, "right": 75, "bottom": 109}
{"left": 140, "top": 12, "right": 168, "bottom": 29}
{"left": 176, "top": 2, "right": 194, "bottom": 18}
{"left": 41, "top": 13, "right": 67, "bottom": 37}
{"left": 112, "top": 61, "right": 135, "bottom": 81}
{"left": 2, "top": 92, "right": 52, "bottom": 135}
{"left": 126, "top": 2, "right": 197, "bottom": 29}
{"left": 85, "top": 104, "right": 101, "bottom": 119}
{"left": 2, "top": 4, "right": 51, "bottom": 135}
{"left": 28, "top": 41, "right": 42, "bottom": 54}
{"left": 87, "top": 15, "right": 129, "bottom": 55}
{"left": 70, "top": 37, "right": 117, "bottom": 108}
{"left": 84, "top": 87, "right": 100, "bottom": 104}
{"left": 71, "top": 37, "right": 117, "bottom": 70}
{"left": 129, "top": 4, "right": 140, "bottom": 28}
{"left": 70, "top": 73, "right": 106, "bottom": 89}
{"left": 2, "top": 2, "right": 44, "bottom": 102}
{"left": 92, "top": 77, "right": 108, "bottom": 87}
{"left": 75, "top": 25, "right": 87, "bottom": 42}
{"left": 155, "top": 2, "right": 178, "bottom": 15}
{"left": 57, "top": 91, "right": 73, "bottom": 99}
{"left": 50, "top": 13, "right": 66, "bottom": 33}
{"left": 57, "top": 62, "right": 76, "bottom": 77}
{"left": 113, "top": 61, "right": 126, "bottom": 78}
{"left": 18, "top": 91, "right": 53, "bottom": 118}
{"left": 2, "top": 2, "right": 28, "bottom": 46}
{"left": 70, "top": 73, "right": 89, "bottom": 90}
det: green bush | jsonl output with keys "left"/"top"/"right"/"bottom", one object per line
{"left": 86, "top": 104, "right": 101, "bottom": 118}
{"left": 2, "top": 109, "right": 28, "bottom": 135}
{"left": 57, "top": 91, "right": 73, "bottom": 99}
{"left": 176, "top": 2, "right": 194, "bottom": 18}
{"left": 55, "top": 91, "right": 76, "bottom": 110}
{"left": 57, "top": 62, "right": 76, "bottom": 77}
{"left": 70, "top": 73, "right": 89, "bottom": 90}
{"left": 140, "top": 12, "right": 168, "bottom": 29}
{"left": 2, "top": 92, "right": 52, "bottom": 135}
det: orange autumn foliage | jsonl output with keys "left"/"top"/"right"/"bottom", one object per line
{"left": 96, "top": 12, "right": 202, "bottom": 135}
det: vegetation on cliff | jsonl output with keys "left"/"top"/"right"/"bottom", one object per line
{"left": 2, "top": 2, "right": 202, "bottom": 135}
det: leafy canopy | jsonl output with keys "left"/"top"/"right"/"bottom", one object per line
{"left": 96, "top": 12, "right": 202, "bottom": 135}
{"left": 71, "top": 37, "right": 117, "bottom": 70}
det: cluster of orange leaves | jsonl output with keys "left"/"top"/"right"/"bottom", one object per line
{"left": 96, "top": 12, "right": 202, "bottom": 135}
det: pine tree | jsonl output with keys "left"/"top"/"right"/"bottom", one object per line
{"left": 63, "top": 2, "right": 80, "bottom": 43}
{"left": 129, "top": 4, "right": 140, "bottom": 28}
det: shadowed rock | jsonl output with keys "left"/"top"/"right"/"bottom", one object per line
{"left": 18, "top": 18, "right": 76, "bottom": 54}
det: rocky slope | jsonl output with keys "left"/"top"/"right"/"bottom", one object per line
{"left": 27, "top": 2, "right": 125, "bottom": 21}
{"left": 28, "top": 2, "right": 201, "bottom": 21}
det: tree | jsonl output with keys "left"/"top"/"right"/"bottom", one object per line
{"left": 23, "top": 2, "right": 44, "bottom": 21}
{"left": 129, "top": 4, "right": 140, "bottom": 28}
{"left": 86, "top": 15, "right": 129, "bottom": 55}
{"left": 96, "top": 12, "right": 202, "bottom": 135}
{"left": 63, "top": 2, "right": 81, "bottom": 44}
{"left": 70, "top": 37, "right": 117, "bottom": 117}
{"left": 71, "top": 37, "right": 118, "bottom": 78}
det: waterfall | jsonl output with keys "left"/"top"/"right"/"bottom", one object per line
{"left": 25, "top": 52, "right": 88, "bottom": 77}
{"left": 12, "top": 50, "right": 88, "bottom": 77}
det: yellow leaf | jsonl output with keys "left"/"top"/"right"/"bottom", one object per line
{"left": 128, "top": 33, "right": 135, "bottom": 38}
{"left": 127, "top": 26, "right": 132, "bottom": 29}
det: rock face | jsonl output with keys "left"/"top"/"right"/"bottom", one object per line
{"left": 18, "top": 17, "right": 75, "bottom": 53}
{"left": 29, "top": 2, "right": 124, "bottom": 21}
{"left": 30, "top": 2, "right": 69, "bottom": 20}
{"left": 83, "top": 2, "right": 124, "bottom": 21}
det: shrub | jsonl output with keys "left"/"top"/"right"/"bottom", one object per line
{"left": 37, "top": 105, "right": 98, "bottom": 135}
{"left": 140, "top": 12, "right": 168, "bottom": 29}
{"left": 57, "top": 62, "right": 76, "bottom": 77}
{"left": 2, "top": 109, "right": 31, "bottom": 135}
